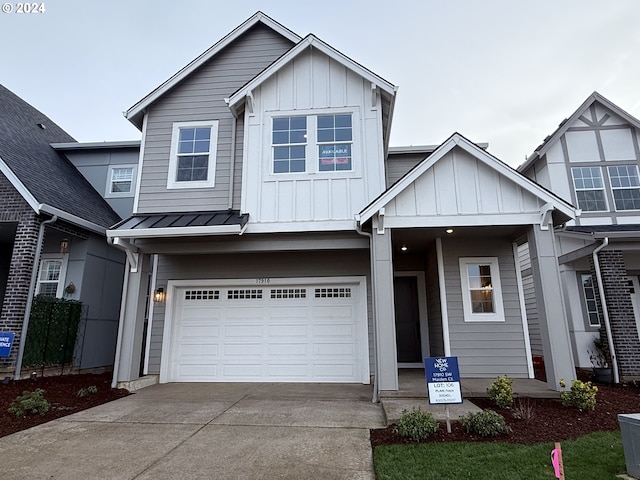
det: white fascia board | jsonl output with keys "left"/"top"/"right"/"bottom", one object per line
{"left": 0, "top": 157, "right": 40, "bottom": 212}
{"left": 125, "top": 12, "right": 301, "bottom": 127}
{"left": 38, "top": 204, "right": 107, "bottom": 235}
{"left": 243, "top": 220, "right": 355, "bottom": 234}
{"left": 228, "top": 35, "right": 396, "bottom": 110}
{"left": 359, "top": 133, "right": 577, "bottom": 224}
{"left": 106, "top": 224, "right": 242, "bottom": 239}
{"left": 382, "top": 213, "right": 544, "bottom": 229}
{"left": 50, "top": 140, "right": 141, "bottom": 150}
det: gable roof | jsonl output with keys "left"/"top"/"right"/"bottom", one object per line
{"left": 358, "top": 132, "right": 577, "bottom": 225}
{"left": 0, "top": 84, "right": 121, "bottom": 231}
{"left": 125, "top": 11, "right": 301, "bottom": 129}
{"left": 518, "top": 92, "right": 640, "bottom": 172}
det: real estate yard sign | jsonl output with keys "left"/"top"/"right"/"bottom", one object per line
{"left": 425, "top": 356, "right": 463, "bottom": 404}
{"left": 0, "top": 332, "right": 15, "bottom": 358}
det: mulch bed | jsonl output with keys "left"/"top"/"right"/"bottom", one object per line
{"left": 0, "top": 371, "right": 130, "bottom": 438}
{"left": 371, "top": 381, "right": 640, "bottom": 447}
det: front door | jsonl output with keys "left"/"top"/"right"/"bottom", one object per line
{"left": 394, "top": 276, "right": 422, "bottom": 363}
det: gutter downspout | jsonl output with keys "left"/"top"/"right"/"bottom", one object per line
{"left": 111, "top": 266, "right": 130, "bottom": 388}
{"left": 14, "top": 215, "right": 58, "bottom": 380}
{"left": 356, "top": 218, "right": 379, "bottom": 403}
{"left": 592, "top": 237, "right": 620, "bottom": 383}
{"left": 227, "top": 110, "right": 238, "bottom": 210}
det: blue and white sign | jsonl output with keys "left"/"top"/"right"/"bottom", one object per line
{"left": 425, "top": 356, "right": 463, "bottom": 404}
{"left": 0, "top": 332, "right": 15, "bottom": 358}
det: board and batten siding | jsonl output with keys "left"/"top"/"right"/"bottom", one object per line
{"left": 442, "top": 238, "right": 529, "bottom": 377}
{"left": 383, "top": 147, "right": 546, "bottom": 223}
{"left": 136, "top": 25, "right": 294, "bottom": 214}
{"left": 146, "top": 249, "right": 373, "bottom": 375}
{"left": 242, "top": 47, "right": 386, "bottom": 231}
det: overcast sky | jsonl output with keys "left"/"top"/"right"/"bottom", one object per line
{"left": 2, "top": 0, "right": 639, "bottom": 167}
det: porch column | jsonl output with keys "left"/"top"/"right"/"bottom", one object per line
{"left": 527, "top": 225, "right": 576, "bottom": 389}
{"left": 371, "top": 223, "right": 398, "bottom": 391}
{"left": 115, "top": 253, "right": 151, "bottom": 383}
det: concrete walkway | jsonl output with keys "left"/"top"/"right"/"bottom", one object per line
{"left": 0, "top": 382, "right": 385, "bottom": 480}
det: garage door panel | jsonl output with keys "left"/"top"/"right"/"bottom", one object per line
{"left": 168, "top": 281, "right": 367, "bottom": 383}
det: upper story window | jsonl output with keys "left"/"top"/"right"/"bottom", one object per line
{"left": 273, "top": 116, "right": 306, "bottom": 173}
{"left": 580, "top": 273, "right": 600, "bottom": 328}
{"left": 271, "top": 112, "right": 354, "bottom": 175}
{"left": 459, "top": 257, "right": 505, "bottom": 322}
{"left": 106, "top": 165, "right": 136, "bottom": 197}
{"left": 608, "top": 165, "right": 640, "bottom": 210}
{"left": 167, "top": 121, "right": 218, "bottom": 189}
{"left": 571, "top": 167, "right": 607, "bottom": 212}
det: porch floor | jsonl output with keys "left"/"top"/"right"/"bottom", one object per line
{"left": 379, "top": 369, "right": 559, "bottom": 424}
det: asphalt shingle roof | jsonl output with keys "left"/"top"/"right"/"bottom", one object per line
{"left": 0, "top": 84, "right": 121, "bottom": 228}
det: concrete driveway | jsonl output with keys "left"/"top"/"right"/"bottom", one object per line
{"left": 0, "top": 382, "right": 385, "bottom": 480}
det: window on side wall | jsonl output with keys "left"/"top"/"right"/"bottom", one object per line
{"left": 580, "top": 274, "right": 601, "bottom": 328}
{"left": 571, "top": 167, "right": 607, "bottom": 212}
{"left": 608, "top": 165, "right": 640, "bottom": 211}
{"left": 106, "top": 165, "right": 136, "bottom": 197}
{"left": 36, "top": 256, "right": 66, "bottom": 297}
{"left": 167, "top": 121, "right": 218, "bottom": 189}
{"left": 271, "top": 113, "right": 353, "bottom": 174}
{"left": 459, "top": 257, "right": 505, "bottom": 322}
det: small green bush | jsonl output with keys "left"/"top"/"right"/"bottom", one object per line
{"left": 7, "top": 389, "right": 50, "bottom": 417}
{"left": 460, "top": 410, "right": 511, "bottom": 437}
{"left": 394, "top": 406, "right": 438, "bottom": 441}
{"left": 559, "top": 379, "right": 597, "bottom": 411}
{"left": 77, "top": 385, "right": 98, "bottom": 398}
{"left": 487, "top": 375, "right": 514, "bottom": 408}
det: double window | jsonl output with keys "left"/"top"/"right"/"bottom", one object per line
{"left": 571, "top": 165, "right": 640, "bottom": 212}
{"left": 168, "top": 121, "right": 218, "bottom": 189}
{"left": 271, "top": 113, "right": 353, "bottom": 174}
{"left": 459, "top": 257, "right": 504, "bottom": 322}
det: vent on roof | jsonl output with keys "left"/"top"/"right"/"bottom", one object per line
{"left": 37, "top": 123, "right": 46, "bottom": 129}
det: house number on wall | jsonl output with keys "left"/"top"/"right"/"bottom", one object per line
{"left": 256, "top": 277, "right": 270, "bottom": 284}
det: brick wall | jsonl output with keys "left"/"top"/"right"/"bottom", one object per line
{"left": 591, "top": 250, "right": 640, "bottom": 380}
{"left": 0, "top": 173, "right": 42, "bottom": 371}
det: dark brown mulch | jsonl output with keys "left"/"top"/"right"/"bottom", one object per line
{"left": 371, "top": 381, "right": 640, "bottom": 447}
{"left": 0, "top": 371, "right": 130, "bottom": 438}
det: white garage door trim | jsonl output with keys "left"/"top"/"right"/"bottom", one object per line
{"left": 159, "top": 276, "right": 369, "bottom": 383}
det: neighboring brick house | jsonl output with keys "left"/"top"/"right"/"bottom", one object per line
{"left": 519, "top": 92, "right": 640, "bottom": 381}
{"left": 0, "top": 84, "right": 135, "bottom": 377}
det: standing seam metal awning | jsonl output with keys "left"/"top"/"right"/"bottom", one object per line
{"left": 107, "top": 211, "right": 249, "bottom": 239}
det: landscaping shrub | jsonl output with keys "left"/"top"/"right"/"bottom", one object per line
{"left": 77, "top": 385, "right": 98, "bottom": 398}
{"left": 7, "top": 389, "right": 50, "bottom": 417}
{"left": 487, "top": 374, "right": 513, "bottom": 408}
{"left": 394, "top": 406, "right": 438, "bottom": 441}
{"left": 559, "top": 379, "right": 597, "bottom": 411}
{"left": 460, "top": 410, "right": 511, "bottom": 437}
{"left": 512, "top": 398, "right": 536, "bottom": 421}
{"left": 23, "top": 296, "right": 82, "bottom": 367}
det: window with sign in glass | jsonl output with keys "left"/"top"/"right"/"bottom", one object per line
{"left": 272, "top": 116, "right": 307, "bottom": 173}
{"left": 318, "top": 114, "right": 352, "bottom": 172}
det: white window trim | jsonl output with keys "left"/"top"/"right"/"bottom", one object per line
{"left": 571, "top": 166, "right": 608, "bottom": 212}
{"left": 265, "top": 108, "right": 360, "bottom": 180}
{"left": 105, "top": 164, "right": 137, "bottom": 198}
{"left": 459, "top": 257, "right": 505, "bottom": 322}
{"left": 608, "top": 164, "right": 640, "bottom": 212}
{"left": 167, "top": 120, "right": 219, "bottom": 189}
{"left": 36, "top": 254, "right": 69, "bottom": 298}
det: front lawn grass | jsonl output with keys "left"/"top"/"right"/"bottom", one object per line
{"left": 373, "top": 431, "right": 624, "bottom": 480}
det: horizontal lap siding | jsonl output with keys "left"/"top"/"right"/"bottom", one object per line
{"left": 147, "top": 247, "right": 372, "bottom": 375}
{"left": 443, "top": 238, "right": 529, "bottom": 377}
{"left": 137, "top": 25, "right": 294, "bottom": 213}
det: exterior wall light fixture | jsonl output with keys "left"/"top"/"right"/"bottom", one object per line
{"left": 153, "top": 287, "right": 165, "bottom": 303}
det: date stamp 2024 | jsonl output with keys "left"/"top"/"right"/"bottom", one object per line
{"left": 2, "top": 2, "right": 45, "bottom": 14}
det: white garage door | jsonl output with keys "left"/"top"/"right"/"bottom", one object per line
{"left": 163, "top": 279, "right": 369, "bottom": 383}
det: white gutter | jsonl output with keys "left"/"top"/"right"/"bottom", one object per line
{"left": 14, "top": 215, "right": 58, "bottom": 379}
{"left": 107, "top": 224, "right": 243, "bottom": 239}
{"left": 355, "top": 217, "right": 379, "bottom": 403}
{"left": 38, "top": 204, "right": 106, "bottom": 235}
{"left": 592, "top": 237, "right": 620, "bottom": 383}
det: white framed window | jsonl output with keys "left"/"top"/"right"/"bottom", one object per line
{"left": 571, "top": 167, "right": 607, "bottom": 212}
{"left": 106, "top": 165, "right": 136, "bottom": 197}
{"left": 270, "top": 111, "right": 354, "bottom": 175}
{"left": 36, "top": 255, "right": 68, "bottom": 298}
{"left": 459, "top": 257, "right": 504, "bottom": 322}
{"left": 167, "top": 120, "right": 218, "bottom": 189}
{"left": 580, "top": 273, "right": 600, "bottom": 328}
{"left": 608, "top": 165, "right": 640, "bottom": 211}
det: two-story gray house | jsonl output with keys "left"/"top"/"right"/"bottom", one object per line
{"left": 108, "top": 12, "right": 579, "bottom": 394}
{"left": 519, "top": 92, "right": 640, "bottom": 382}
